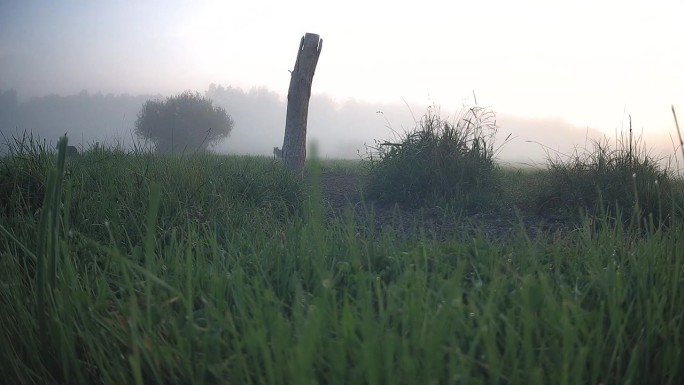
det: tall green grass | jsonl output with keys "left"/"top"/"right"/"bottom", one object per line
{"left": 1, "top": 133, "right": 683, "bottom": 384}
{"left": 363, "top": 106, "right": 503, "bottom": 211}
{"left": 533, "top": 127, "right": 680, "bottom": 229}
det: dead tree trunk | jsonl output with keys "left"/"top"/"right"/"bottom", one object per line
{"left": 282, "top": 33, "right": 322, "bottom": 177}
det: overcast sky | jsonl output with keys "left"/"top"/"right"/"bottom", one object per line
{"left": 1, "top": 0, "right": 683, "bottom": 137}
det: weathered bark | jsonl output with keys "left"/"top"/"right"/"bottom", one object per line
{"left": 282, "top": 33, "right": 322, "bottom": 177}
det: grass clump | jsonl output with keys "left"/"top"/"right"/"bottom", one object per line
{"left": 363, "top": 106, "right": 503, "bottom": 211}
{"left": 534, "top": 131, "right": 678, "bottom": 227}
{"left": 0, "top": 131, "right": 54, "bottom": 218}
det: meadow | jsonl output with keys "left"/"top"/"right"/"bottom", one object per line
{"left": 1, "top": 115, "right": 683, "bottom": 384}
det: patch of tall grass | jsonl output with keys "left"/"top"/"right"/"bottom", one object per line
{"left": 533, "top": 127, "right": 680, "bottom": 228}
{"left": 0, "top": 131, "right": 683, "bottom": 384}
{"left": 363, "top": 106, "right": 503, "bottom": 211}
{"left": 0, "top": 131, "right": 54, "bottom": 219}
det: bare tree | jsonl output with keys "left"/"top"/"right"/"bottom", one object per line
{"left": 282, "top": 33, "right": 322, "bottom": 176}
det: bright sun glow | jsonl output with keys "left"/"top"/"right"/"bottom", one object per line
{"left": 175, "top": 0, "right": 684, "bottom": 134}
{"left": 1, "top": 0, "right": 682, "bottom": 136}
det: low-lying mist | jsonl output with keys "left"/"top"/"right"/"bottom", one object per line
{"left": 0, "top": 85, "right": 679, "bottom": 168}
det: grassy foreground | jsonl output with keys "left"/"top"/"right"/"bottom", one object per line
{"left": 1, "top": 139, "right": 683, "bottom": 385}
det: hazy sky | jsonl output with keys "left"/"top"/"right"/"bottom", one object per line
{"left": 1, "top": 0, "right": 683, "bottom": 136}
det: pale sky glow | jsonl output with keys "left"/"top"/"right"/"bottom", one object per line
{"left": 1, "top": 0, "right": 683, "bottom": 136}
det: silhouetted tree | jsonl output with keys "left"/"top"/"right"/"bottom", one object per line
{"left": 135, "top": 91, "right": 233, "bottom": 154}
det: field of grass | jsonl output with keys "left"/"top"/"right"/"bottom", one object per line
{"left": 1, "top": 131, "right": 683, "bottom": 385}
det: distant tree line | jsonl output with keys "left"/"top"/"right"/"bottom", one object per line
{"left": 0, "top": 85, "right": 418, "bottom": 158}
{"left": 0, "top": 89, "right": 155, "bottom": 150}
{"left": 0, "top": 88, "right": 236, "bottom": 155}
{"left": 3, "top": 84, "right": 601, "bottom": 161}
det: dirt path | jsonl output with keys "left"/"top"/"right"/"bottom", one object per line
{"left": 317, "top": 171, "right": 572, "bottom": 242}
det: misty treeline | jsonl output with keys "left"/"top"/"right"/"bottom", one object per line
{"left": 0, "top": 85, "right": 397, "bottom": 158}
{"left": 0, "top": 86, "right": 611, "bottom": 163}
{"left": 0, "top": 88, "right": 155, "bottom": 152}
{"left": 0, "top": 87, "right": 270, "bottom": 154}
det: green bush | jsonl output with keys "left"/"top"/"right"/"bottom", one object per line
{"left": 135, "top": 91, "right": 234, "bottom": 154}
{"left": 535, "top": 134, "right": 677, "bottom": 227}
{"left": 363, "top": 106, "right": 502, "bottom": 211}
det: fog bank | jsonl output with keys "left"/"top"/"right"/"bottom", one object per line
{"left": 1, "top": 85, "right": 680, "bottom": 168}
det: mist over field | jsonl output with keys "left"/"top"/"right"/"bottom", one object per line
{"left": 1, "top": 1, "right": 681, "bottom": 167}
{"left": 2, "top": 85, "right": 677, "bottom": 167}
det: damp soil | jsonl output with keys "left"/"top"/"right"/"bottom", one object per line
{"left": 314, "top": 170, "right": 576, "bottom": 242}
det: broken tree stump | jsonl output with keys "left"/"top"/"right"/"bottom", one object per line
{"left": 282, "top": 32, "right": 322, "bottom": 177}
